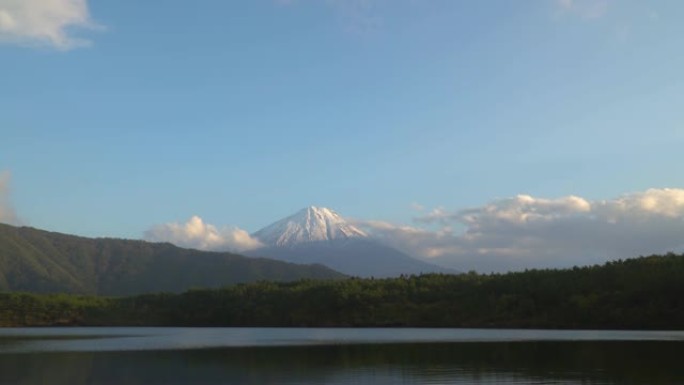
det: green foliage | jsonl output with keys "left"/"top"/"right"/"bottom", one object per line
{"left": 0, "top": 223, "right": 344, "bottom": 296}
{"left": 0, "top": 292, "right": 112, "bottom": 326}
{"left": 2, "top": 253, "right": 684, "bottom": 329}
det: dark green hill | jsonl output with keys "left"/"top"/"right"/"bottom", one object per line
{"left": 0, "top": 223, "right": 344, "bottom": 296}
{"left": 2, "top": 253, "right": 684, "bottom": 328}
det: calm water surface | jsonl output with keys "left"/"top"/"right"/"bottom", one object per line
{"left": 1, "top": 328, "right": 683, "bottom": 384}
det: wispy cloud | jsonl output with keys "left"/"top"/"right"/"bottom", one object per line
{"left": 556, "top": 0, "right": 610, "bottom": 20}
{"left": 0, "top": 171, "right": 20, "bottom": 225}
{"left": 144, "top": 216, "right": 264, "bottom": 253}
{"left": 410, "top": 202, "right": 425, "bottom": 212}
{"left": 358, "top": 188, "right": 684, "bottom": 272}
{"left": 0, "top": 0, "right": 100, "bottom": 50}
{"left": 325, "top": 0, "right": 382, "bottom": 34}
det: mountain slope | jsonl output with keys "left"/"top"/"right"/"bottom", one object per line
{"left": 249, "top": 206, "right": 453, "bottom": 277}
{"left": 253, "top": 206, "right": 367, "bottom": 247}
{"left": 0, "top": 223, "right": 344, "bottom": 296}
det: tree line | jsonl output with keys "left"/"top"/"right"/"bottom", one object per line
{"left": 1, "top": 253, "right": 683, "bottom": 329}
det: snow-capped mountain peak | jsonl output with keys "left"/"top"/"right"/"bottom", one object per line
{"left": 252, "top": 206, "right": 367, "bottom": 247}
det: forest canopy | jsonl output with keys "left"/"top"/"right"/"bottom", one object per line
{"left": 1, "top": 253, "right": 683, "bottom": 329}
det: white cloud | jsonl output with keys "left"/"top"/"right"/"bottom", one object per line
{"left": 556, "top": 0, "right": 610, "bottom": 20}
{"left": 144, "top": 216, "right": 264, "bottom": 253}
{"left": 355, "top": 219, "right": 460, "bottom": 259}
{"left": 410, "top": 202, "right": 425, "bottom": 212}
{"left": 358, "top": 188, "right": 684, "bottom": 272}
{"left": 0, "top": 0, "right": 99, "bottom": 50}
{"left": 142, "top": 188, "right": 684, "bottom": 271}
{"left": 0, "top": 171, "right": 20, "bottom": 225}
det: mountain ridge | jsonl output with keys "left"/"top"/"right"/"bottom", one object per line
{"left": 0, "top": 223, "right": 344, "bottom": 296}
{"left": 249, "top": 206, "right": 454, "bottom": 277}
{"left": 253, "top": 206, "right": 367, "bottom": 247}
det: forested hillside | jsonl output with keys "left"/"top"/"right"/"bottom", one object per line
{"left": 2, "top": 253, "right": 683, "bottom": 329}
{"left": 0, "top": 223, "right": 343, "bottom": 295}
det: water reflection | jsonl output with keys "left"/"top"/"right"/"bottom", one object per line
{"left": 1, "top": 341, "right": 683, "bottom": 384}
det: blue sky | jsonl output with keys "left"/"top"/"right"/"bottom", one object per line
{"left": 2, "top": 0, "right": 684, "bottom": 271}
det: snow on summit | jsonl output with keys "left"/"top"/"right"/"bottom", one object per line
{"left": 252, "top": 206, "right": 367, "bottom": 247}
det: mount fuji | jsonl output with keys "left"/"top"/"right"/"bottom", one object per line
{"left": 246, "top": 206, "right": 452, "bottom": 277}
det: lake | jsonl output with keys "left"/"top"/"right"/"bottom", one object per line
{"left": 1, "top": 328, "right": 683, "bottom": 384}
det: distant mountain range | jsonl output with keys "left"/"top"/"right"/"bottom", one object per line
{"left": 0, "top": 206, "right": 453, "bottom": 296}
{"left": 0, "top": 223, "right": 343, "bottom": 296}
{"left": 248, "top": 206, "right": 453, "bottom": 277}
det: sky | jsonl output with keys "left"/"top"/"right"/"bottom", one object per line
{"left": 2, "top": 0, "right": 684, "bottom": 272}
